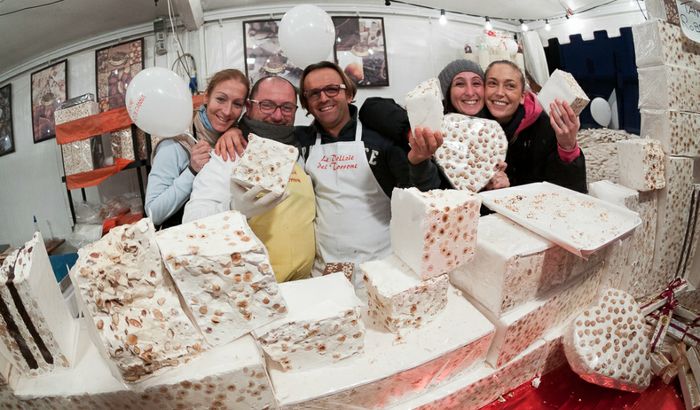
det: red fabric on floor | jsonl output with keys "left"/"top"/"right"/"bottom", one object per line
{"left": 483, "top": 365, "right": 684, "bottom": 410}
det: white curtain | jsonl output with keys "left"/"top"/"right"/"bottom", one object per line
{"left": 521, "top": 31, "right": 550, "bottom": 88}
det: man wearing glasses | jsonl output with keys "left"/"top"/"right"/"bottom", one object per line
{"left": 297, "top": 61, "right": 443, "bottom": 280}
{"left": 183, "top": 76, "right": 315, "bottom": 283}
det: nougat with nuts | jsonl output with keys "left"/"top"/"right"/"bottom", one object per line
{"left": 156, "top": 210, "right": 287, "bottom": 346}
{"left": 69, "top": 218, "right": 204, "bottom": 382}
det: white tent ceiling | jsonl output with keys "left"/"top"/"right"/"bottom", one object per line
{"left": 0, "top": 0, "right": 625, "bottom": 76}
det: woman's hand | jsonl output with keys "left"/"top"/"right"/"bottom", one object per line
{"left": 215, "top": 127, "right": 247, "bottom": 161}
{"left": 549, "top": 99, "right": 580, "bottom": 150}
{"left": 484, "top": 161, "right": 510, "bottom": 190}
{"left": 189, "top": 140, "right": 212, "bottom": 174}
{"left": 407, "top": 127, "right": 443, "bottom": 165}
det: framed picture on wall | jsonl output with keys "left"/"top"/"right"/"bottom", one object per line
{"left": 95, "top": 38, "right": 144, "bottom": 112}
{"left": 332, "top": 16, "right": 389, "bottom": 87}
{"left": 30, "top": 59, "right": 67, "bottom": 144}
{"left": 243, "top": 19, "right": 304, "bottom": 88}
{"left": 0, "top": 84, "right": 14, "bottom": 157}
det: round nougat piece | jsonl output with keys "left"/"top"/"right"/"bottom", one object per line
{"left": 435, "top": 114, "right": 508, "bottom": 193}
{"left": 563, "top": 288, "right": 651, "bottom": 392}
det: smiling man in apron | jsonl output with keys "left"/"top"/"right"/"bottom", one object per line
{"left": 296, "top": 61, "right": 443, "bottom": 280}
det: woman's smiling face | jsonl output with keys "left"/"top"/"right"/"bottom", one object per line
{"left": 484, "top": 63, "right": 525, "bottom": 124}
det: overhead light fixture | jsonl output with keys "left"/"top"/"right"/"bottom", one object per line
{"left": 484, "top": 17, "right": 493, "bottom": 31}
{"left": 439, "top": 9, "right": 447, "bottom": 25}
{"left": 544, "top": 19, "right": 551, "bottom": 31}
{"left": 520, "top": 19, "right": 529, "bottom": 32}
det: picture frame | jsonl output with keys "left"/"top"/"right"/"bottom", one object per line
{"left": 332, "top": 16, "right": 389, "bottom": 87}
{"left": 95, "top": 38, "right": 144, "bottom": 112}
{"left": 30, "top": 59, "right": 67, "bottom": 144}
{"left": 0, "top": 84, "right": 14, "bottom": 157}
{"left": 243, "top": 19, "right": 304, "bottom": 88}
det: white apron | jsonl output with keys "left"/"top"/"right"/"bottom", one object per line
{"left": 305, "top": 122, "right": 392, "bottom": 282}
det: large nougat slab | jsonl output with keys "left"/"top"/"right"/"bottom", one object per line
{"left": 398, "top": 340, "right": 547, "bottom": 410}
{"left": 644, "top": 0, "right": 680, "bottom": 25}
{"left": 650, "top": 156, "right": 694, "bottom": 296}
{"left": 641, "top": 109, "right": 700, "bottom": 157}
{"left": 577, "top": 128, "right": 634, "bottom": 186}
{"left": 60, "top": 141, "right": 94, "bottom": 175}
{"left": 481, "top": 263, "right": 604, "bottom": 367}
{"left": 253, "top": 273, "right": 363, "bottom": 371}
{"left": 629, "top": 191, "right": 660, "bottom": 298}
{"left": 536, "top": 69, "right": 590, "bottom": 115}
{"left": 390, "top": 188, "right": 480, "bottom": 278}
{"left": 362, "top": 256, "right": 449, "bottom": 334}
{"left": 69, "top": 218, "right": 204, "bottom": 382}
{"left": 231, "top": 133, "right": 299, "bottom": 195}
{"left": 617, "top": 139, "right": 665, "bottom": 192}
{"left": 0, "top": 232, "right": 78, "bottom": 376}
{"left": 405, "top": 77, "right": 444, "bottom": 132}
{"left": 274, "top": 288, "right": 495, "bottom": 409}
{"left": 451, "top": 214, "right": 604, "bottom": 317}
{"left": 638, "top": 65, "right": 700, "bottom": 112}
{"left": 564, "top": 289, "right": 651, "bottom": 392}
{"left": 633, "top": 20, "right": 700, "bottom": 69}
{"left": 435, "top": 114, "right": 508, "bottom": 193}
{"left": 156, "top": 211, "right": 287, "bottom": 346}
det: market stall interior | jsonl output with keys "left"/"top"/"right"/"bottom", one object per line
{"left": 1, "top": 0, "right": 700, "bottom": 408}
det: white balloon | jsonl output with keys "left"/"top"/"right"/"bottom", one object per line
{"left": 125, "top": 67, "right": 192, "bottom": 137}
{"left": 279, "top": 5, "right": 336, "bottom": 68}
{"left": 590, "top": 97, "right": 612, "bottom": 128}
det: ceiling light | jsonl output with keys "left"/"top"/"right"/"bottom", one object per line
{"left": 520, "top": 19, "right": 529, "bottom": 32}
{"left": 439, "top": 9, "right": 447, "bottom": 25}
{"left": 544, "top": 19, "right": 551, "bottom": 31}
{"left": 485, "top": 17, "right": 493, "bottom": 31}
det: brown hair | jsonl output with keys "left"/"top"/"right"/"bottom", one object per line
{"left": 485, "top": 60, "right": 525, "bottom": 92}
{"left": 299, "top": 61, "right": 356, "bottom": 110}
{"left": 205, "top": 69, "right": 250, "bottom": 97}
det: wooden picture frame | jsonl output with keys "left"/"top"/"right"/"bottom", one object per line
{"left": 30, "top": 59, "right": 67, "bottom": 144}
{"left": 0, "top": 84, "right": 14, "bottom": 157}
{"left": 243, "top": 19, "right": 304, "bottom": 88}
{"left": 95, "top": 38, "right": 144, "bottom": 112}
{"left": 332, "top": 16, "right": 389, "bottom": 87}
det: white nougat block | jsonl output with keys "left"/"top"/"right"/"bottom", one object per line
{"left": 253, "top": 273, "right": 364, "bottom": 371}
{"left": 650, "top": 156, "right": 694, "bottom": 296}
{"left": 436, "top": 115, "right": 508, "bottom": 193}
{"left": 633, "top": 20, "right": 700, "bottom": 69}
{"left": 564, "top": 289, "right": 651, "bottom": 392}
{"left": 69, "top": 219, "right": 204, "bottom": 383}
{"left": 638, "top": 65, "right": 700, "bottom": 112}
{"left": 361, "top": 256, "right": 449, "bottom": 333}
{"left": 616, "top": 139, "right": 666, "bottom": 192}
{"left": 396, "top": 340, "right": 547, "bottom": 410}
{"left": 54, "top": 101, "right": 99, "bottom": 125}
{"left": 629, "top": 191, "right": 660, "bottom": 298}
{"left": 541, "top": 325, "right": 568, "bottom": 376}
{"left": 274, "top": 288, "right": 495, "bottom": 409}
{"left": 577, "top": 128, "right": 634, "bottom": 186}
{"left": 537, "top": 69, "right": 590, "bottom": 115}
{"left": 405, "top": 77, "right": 444, "bottom": 132}
{"left": 156, "top": 211, "right": 287, "bottom": 346}
{"left": 483, "top": 263, "right": 604, "bottom": 367}
{"left": 231, "top": 133, "right": 298, "bottom": 195}
{"left": 450, "top": 214, "right": 603, "bottom": 317}
{"left": 0, "top": 232, "right": 79, "bottom": 377}
{"left": 390, "top": 188, "right": 480, "bottom": 278}
{"left": 641, "top": 109, "right": 700, "bottom": 157}
{"left": 643, "top": 0, "right": 680, "bottom": 24}
{"left": 61, "top": 141, "right": 94, "bottom": 175}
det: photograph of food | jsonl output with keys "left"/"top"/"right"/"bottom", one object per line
{"left": 30, "top": 60, "right": 67, "bottom": 143}
{"left": 243, "top": 20, "right": 304, "bottom": 87}
{"left": 0, "top": 84, "right": 14, "bottom": 157}
{"left": 333, "top": 17, "right": 389, "bottom": 87}
{"left": 95, "top": 38, "right": 144, "bottom": 112}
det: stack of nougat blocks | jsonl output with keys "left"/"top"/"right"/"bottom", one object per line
{"left": 631, "top": 15, "right": 699, "bottom": 297}
{"left": 361, "top": 187, "right": 481, "bottom": 335}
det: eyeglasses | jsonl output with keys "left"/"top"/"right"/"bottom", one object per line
{"left": 248, "top": 99, "right": 297, "bottom": 115}
{"left": 303, "top": 84, "right": 347, "bottom": 101}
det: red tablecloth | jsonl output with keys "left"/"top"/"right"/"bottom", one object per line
{"left": 483, "top": 365, "right": 684, "bottom": 410}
